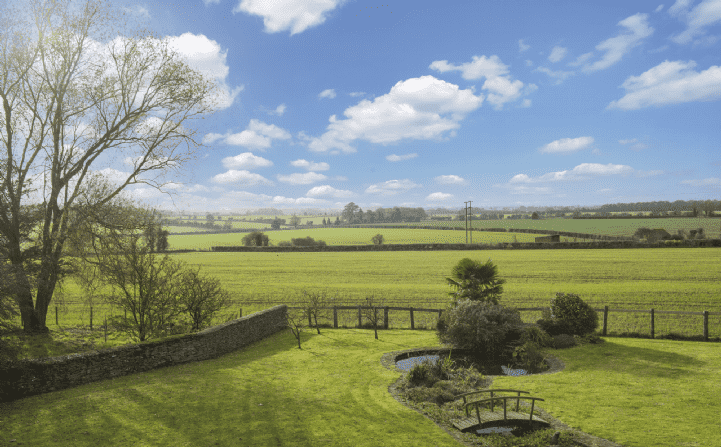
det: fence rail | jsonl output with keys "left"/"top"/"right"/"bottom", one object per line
{"left": 21, "top": 303, "right": 721, "bottom": 341}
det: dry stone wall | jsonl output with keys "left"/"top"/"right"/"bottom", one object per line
{"left": 0, "top": 305, "right": 288, "bottom": 402}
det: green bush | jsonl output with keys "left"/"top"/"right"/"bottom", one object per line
{"left": 241, "top": 231, "right": 269, "bottom": 247}
{"left": 278, "top": 241, "right": 292, "bottom": 247}
{"left": 437, "top": 300, "right": 523, "bottom": 361}
{"left": 291, "top": 236, "right": 327, "bottom": 247}
{"left": 511, "top": 341, "right": 548, "bottom": 373}
{"left": 519, "top": 325, "right": 553, "bottom": 347}
{"left": 535, "top": 318, "right": 573, "bottom": 336}
{"left": 550, "top": 292, "right": 599, "bottom": 336}
{"left": 552, "top": 334, "right": 577, "bottom": 349}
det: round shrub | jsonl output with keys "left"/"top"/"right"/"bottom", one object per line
{"left": 535, "top": 318, "right": 573, "bottom": 337}
{"left": 552, "top": 334, "right": 577, "bottom": 349}
{"left": 437, "top": 299, "right": 523, "bottom": 361}
{"left": 519, "top": 325, "right": 553, "bottom": 348}
{"left": 550, "top": 292, "right": 599, "bottom": 336}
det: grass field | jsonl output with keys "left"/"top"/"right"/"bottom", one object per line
{"left": 367, "top": 217, "right": 721, "bottom": 238}
{"left": 42, "top": 248, "right": 721, "bottom": 339}
{"left": 165, "top": 228, "right": 572, "bottom": 250}
{"left": 1, "top": 329, "right": 718, "bottom": 447}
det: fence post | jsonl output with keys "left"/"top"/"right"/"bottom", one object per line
{"left": 239, "top": 308, "right": 242, "bottom": 318}
{"left": 358, "top": 306, "right": 362, "bottom": 328}
{"left": 333, "top": 306, "right": 338, "bottom": 328}
{"left": 104, "top": 317, "right": 107, "bottom": 343}
{"left": 603, "top": 306, "right": 608, "bottom": 336}
{"left": 384, "top": 307, "right": 389, "bottom": 329}
{"left": 410, "top": 307, "right": 415, "bottom": 330}
{"left": 650, "top": 308, "right": 654, "bottom": 339}
{"left": 703, "top": 311, "right": 709, "bottom": 342}
{"left": 55, "top": 306, "right": 59, "bottom": 326}
{"left": 90, "top": 306, "right": 93, "bottom": 330}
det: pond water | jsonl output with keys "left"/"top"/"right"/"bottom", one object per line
{"left": 395, "top": 354, "right": 527, "bottom": 376}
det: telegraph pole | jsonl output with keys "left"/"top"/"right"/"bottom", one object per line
{"left": 463, "top": 201, "right": 469, "bottom": 243}
{"left": 468, "top": 200, "right": 473, "bottom": 244}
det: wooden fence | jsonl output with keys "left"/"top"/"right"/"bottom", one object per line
{"left": 286, "top": 305, "right": 721, "bottom": 341}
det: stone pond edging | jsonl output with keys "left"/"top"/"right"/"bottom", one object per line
{"left": 0, "top": 305, "right": 288, "bottom": 402}
{"left": 381, "top": 347, "right": 624, "bottom": 447}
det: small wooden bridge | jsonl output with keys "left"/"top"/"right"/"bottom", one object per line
{"left": 452, "top": 389, "right": 548, "bottom": 431}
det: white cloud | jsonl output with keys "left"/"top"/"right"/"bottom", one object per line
{"left": 290, "top": 159, "right": 330, "bottom": 171}
{"left": 520, "top": 98, "right": 532, "bottom": 108}
{"left": 211, "top": 170, "right": 274, "bottom": 186}
{"left": 306, "top": 185, "right": 354, "bottom": 198}
{"left": 540, "top": 136, "right": 595, "bottom": 154}
{"left": 670, "top": 0, "right": 721, "bottom": 44}
{"left": 568, "top": 52, "right": 593, "bottom": 67}
{"left": 166, "top": 33, "right": 243, "bottom": 109}
{"left": 510, "top": 163, "right": 633, "bottom": 183}
{"left": 619, "top": 138, "right": 638, "bottom": 144}
{"left": 123, "top": 5, "right": 151, "bottom": 18}
{"left": 386, "top": 153, "right": 418, "bottom": 162}
{"left": 680, "top": 177, "right": 721, "bottom": 186}
{"left": 222, "top": 152, "right": 273, "bottom": 170}
{"left": 234, "top": 0, "right": 345, "bottom": 35}
{"left": 277, "top": 172, "right": 327, "bottom": 185}
{"left": 436, "top": 175, "right": 465, "bottom": 184}
{"left": 518, "top": 39, "right": 530, "bottom": 52}
{"left": 203, "top": 119, "right": 291, "bottom": 150}
{"left": 655, "top": 4, "right": 665, "bottom": 12}
{"left": 365, "top": 179, "right": 421, "bottom": 196}
{"left": 582, "top": 13, "right": 654, "bottom": 73}
{"left": 318, "top": 89, "right": 337, "bottom": 99}
{"left": 430, "top": 55, "right": 534, "bottom": 109}
{"left": 426, "top": 192, "right": 454, "bottom": 201}
{"left": 269, "top": 103, "right": 287, "bottom": 116}
{"left": 607, "top": 60, "right": 721, "bottom": 110}
{"left": 548, "top": 46, "right": 568, "bottom": 63}
{"left": 307, "top": 76, "right": 483, "bottom": 153}
{"left": 349, "top": 91, "right": 366, "bottom": 97}
{"left": 534, "top": 66, "right": 575, "bottom": 84}
{"left": 272, "top": 195, "right": 328, "bottom": 205}
{"left": 526, "top": 59, "right": 533, "bottom": 67}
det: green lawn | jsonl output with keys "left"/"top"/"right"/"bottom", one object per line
{"left": 1, "top": 329, "right": 717, "bottom": 447}
{"left": 167, "top": 228, "right": 548, "bottom": 250}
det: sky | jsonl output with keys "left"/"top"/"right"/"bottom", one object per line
{"left": 109, "top": 0, "right": 720, "bottom": 212}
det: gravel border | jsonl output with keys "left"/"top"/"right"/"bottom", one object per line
{"left": 381, "top": 347, "right": 624, "bottom": 447}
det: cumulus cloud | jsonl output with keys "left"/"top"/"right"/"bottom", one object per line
{"left": 680, "top": 177, "right": 721, "bottom": 186}
{"left": 581, "top": 13, "right": 654, "bottom": 73}
{"left": 608, "top": 60, "right": 721, "bottom": 110}
{"left": 386, "top": 153, "right": 418, "bottom": 162}
{"left": 669, "top": 0, "right": 721, "bottom": 44}
{"left": 272, "top": 196, "right": 328, "bottom": 205}
{"left": 307, "top": 76, "right": 483, "bottom": 153}
{"left": 211, "top": 170, "right": 274, "bottom": 186}
{"left": 234, "top": 0, "right": 345, "bottom": 35}
{"left": 222, "top": 152, "right": 273, "bottom": 170}
{"left": 268, "top": 103, "right": 287, "bottom": 116}
{"left": 548, "top": 46, "right": 568, "bottom": 63}
{"left": 349, "top": 91, "right": 366, "bottom": 97}
{"left": 318, "top": 89, "right": 337, "bottom": 99}
{"left": 290, "top": 159, "right": 330, "bottom": 171}
{"left": 203, "top": 119, "right": 291, "bottom": 150}
{"left": 540, "top": 136, "right": 595, "bottom": 154}
{"left": 510, "top": 163, "right": 633, "bottom": 183}
{"left": 277, "top": 172, "right": 327, "bottom": 185}
{"left": 306, "top": 185, "right": 354, "bottom": 198}
{"left": 426, "top": 192, "right": 454, "bottom": 201}
{"left": 429, "top": 55, "right": 535, "bottom": 109}
{"left": 534, "top": 66, "right": 575, "bottom": 84}
{"left": 518, "top": 39, "right": 531, "bottom": 52}
{"left": 436, "top": 175, "right": 465, "bottom": 184}
{"left": 365, "top": 179, "right": 421, "bottom": 196}
{"left": 166, "top": 33, "right": 243, "bottom": 109}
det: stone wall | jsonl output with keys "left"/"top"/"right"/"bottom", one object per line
{"left": 0, "top": 305, "right": 288, "bottom": 402}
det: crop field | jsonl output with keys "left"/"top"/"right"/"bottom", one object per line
{"left": 44, "top": 248, "right": 721, "bottom": 339}
{"left": 164, "top": 228, "right": 579, "bottom": 250}
{"left": 371, "top": 217, "right": 721, "bottom": 238}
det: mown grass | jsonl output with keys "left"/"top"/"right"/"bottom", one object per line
{"left": 167, "top": 228, "right": 557, "bottom": 250}
{"left": 28, "top": 248, "right": 721, "bottom": 338}
{"left": 1, "top": 329, "right": 718, "bottom": 447}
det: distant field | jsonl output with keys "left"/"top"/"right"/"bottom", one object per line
{"left": 369, "top": 217, "right": 720, "bottom": 238}
{"left": 165, "top": 228, "right": 592, "bottom": 250}
{"left": 48, "top": 248, "right": 721, "bottom": 338}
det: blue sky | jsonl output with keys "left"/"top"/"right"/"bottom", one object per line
{"left": 116, "top": 0, "right": 720, "bottom": 212}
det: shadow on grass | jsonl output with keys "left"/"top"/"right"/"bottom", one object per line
{"left": 565, "top": 339, "right": 705, "bottom": 379}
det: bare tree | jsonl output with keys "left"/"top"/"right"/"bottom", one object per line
{"left": 363, "top": 295, "right": 385, "bottom": 340}
{"left": 300, "top": 290, "right": 328, "bottom": 334}
{"left": 176, "top": 267, "right": 231, "bottom": 332}
{"left": 287, "top": 309, "right": 304, "bottom": 349}
{"left": 0, "top": 0, "right": 218, "bottom": 332}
